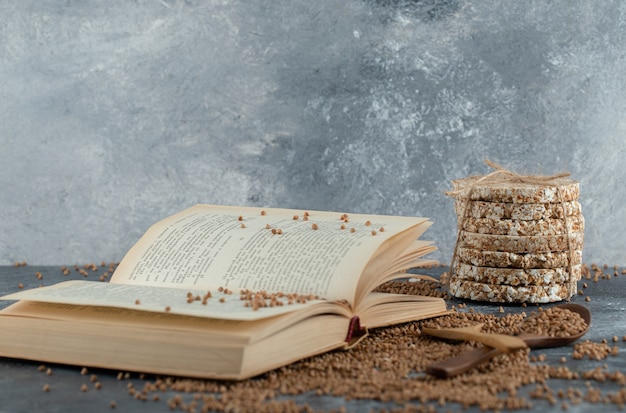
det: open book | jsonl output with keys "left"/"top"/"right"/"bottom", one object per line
{"left": 0, "top": 204, "right": 448, "bottom": 380}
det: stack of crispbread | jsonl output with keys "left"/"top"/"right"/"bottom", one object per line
{"left": 447, "top": 172, "right": 584, "bottom": 303}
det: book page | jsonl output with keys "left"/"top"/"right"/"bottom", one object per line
{"left": 355, "top": 291, "right": 449, "bottom": 327}
{"left": 352, "top": 225, "right": 435, "bottom": 304}
{"left": 111, "top": 204, "right": 428, "bottom": 303}
{"left": 2, "top": 299, "right": 252, "bottom": 338}
{"left": 0, "top": 280, "right": 343, "bottom": 322}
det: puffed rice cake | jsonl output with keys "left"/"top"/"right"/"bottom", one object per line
{"left": 456, "top": 247, "right": 583, "bottom": 269}
{"left": 449, "top": 279, "right": 573, "bottom": 303}
{"left": 453, "top": 200, "right": 582, "bottom": 221}
{"left": 458, "top": 215, "right": 584, "bottom": 236}
{"left": 458, "top": 231, "right": 584, "bottom": 253}
{"left": 450, "top": 176, "right": 579, "bottom": 203}
{"left": 452, "top": 262, "right": 581, "bottom": 286}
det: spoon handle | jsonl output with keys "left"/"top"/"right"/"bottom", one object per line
{"left": 421, "top": 326, "right": 527, "bottom": 353}
{"left": 425, "top": 346, "right": 502, "bottom": 378}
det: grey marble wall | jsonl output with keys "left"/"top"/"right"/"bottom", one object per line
{"left": 1, "top": 0, "right": 625, "bottom": 266}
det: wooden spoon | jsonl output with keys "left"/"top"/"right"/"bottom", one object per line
{"left": 425, "top": 303, "right": 591, "bottom": 379}
{"left": 421, "top": 323, "right": 528, "bottom": 354}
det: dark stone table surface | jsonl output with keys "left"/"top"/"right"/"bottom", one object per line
{"left": 0, "top": 264, "right": 624, "bottom": 413}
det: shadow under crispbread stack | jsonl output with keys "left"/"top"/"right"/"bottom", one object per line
{"left": 446, "top": 161, "right": 584, "bottom": 304}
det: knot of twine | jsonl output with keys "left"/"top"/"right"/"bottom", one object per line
{"left": 445, "top": 160, "right": 571, "bottom": 197}
{"left": 447, "top": 160, "right": 578, "bottom": 300}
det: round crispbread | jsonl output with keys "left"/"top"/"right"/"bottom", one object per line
{"left": 453, "top": 200, "right": 582, "bottom": 221}
{"left": 458, "top": 230, "right": 584, "bottom": 253}
{"left": 448, "top": 279, "right": 574, "bottom": 303}
{"left": 450, "top": 176, "right": 579, "bottom": 203}
{"left": 456, "top": 247, "right": 582, "bottom": 269}
{"left": 457, "top": 215, "right": 584, "bottom": 236}
{"left": 451, "top": 262, "right": 581, "bottom": 286}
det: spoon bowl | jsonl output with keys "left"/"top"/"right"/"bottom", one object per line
{"left": 425, "top": 303, "right": 591, "bottom": 379}
{"left": 518, "top": 303, "right": 591, "bottom": 348}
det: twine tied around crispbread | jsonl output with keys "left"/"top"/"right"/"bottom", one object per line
{"left": 445, "top": 160, "right": 571, "bottom": 197}
{"left": 446, "top": 160, "right": 579, "bottom": 301}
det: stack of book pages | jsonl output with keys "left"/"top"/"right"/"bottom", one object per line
{"left": 446, "top": 169, "right": 584, "bottom": 303}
